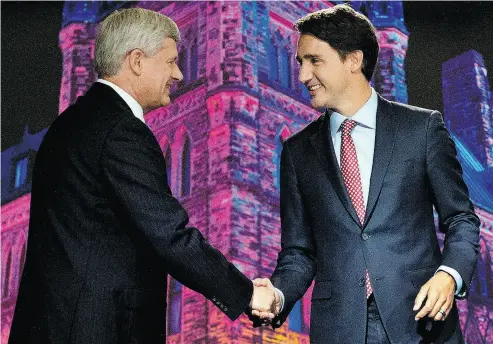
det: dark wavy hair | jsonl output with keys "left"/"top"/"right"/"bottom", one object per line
{"left": 294, "top": 4, "right": 379, "bottom": 82}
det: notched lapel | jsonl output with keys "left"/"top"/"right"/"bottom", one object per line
{"left": 364, "top": 96, "right": 396, "bottom": 227}
{"left": 309, "top": 112, "right": 362, "bottom": 228}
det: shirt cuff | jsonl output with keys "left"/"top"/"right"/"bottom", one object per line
{"left": 273, "top": 287, "right": 285, "bottom": 312}
{"left": 437, "top": 265, "right": 464, "bottom": 297}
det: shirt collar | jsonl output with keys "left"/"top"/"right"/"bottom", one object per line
{"left": 329, "top": 87, "right": 378, "bottom": 137}
{"left": 96, "top": 79, "right": 145, "bottom": 124}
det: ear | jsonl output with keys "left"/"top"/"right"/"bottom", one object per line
{"left": 127, "top": 48, "right": 146, "bottom": 76}
{"left": 348, "top": 50, "right": 364, "bottom": 74}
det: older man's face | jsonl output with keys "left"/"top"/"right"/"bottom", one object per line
{"left": 139, "top": 37, "right": 183, "bottom": 112}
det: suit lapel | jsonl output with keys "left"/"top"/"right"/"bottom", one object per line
{"left": 309, "top": 111, "right": 362, "bottom": 228}
{"left": 363, "top": 96, "right": 396, "bottom": 227}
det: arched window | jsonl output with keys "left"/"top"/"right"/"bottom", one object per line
{"left": 181, "top": 137, "right": 191, "bottom": 196}
{"left": 165, "top": 147, "right": 172, "bottom": 186}
{"left": 190, "top": 38, "right": 198, "bottom": 81}
{"left": 167, "top": 278, "right": 182, "bottom": 335}
{"left": 178, "top": 46, "right": 187, "bottom": 84}
{"left": 3, "top": 250, "right": 12, "bottom": 298}
{"left": 288, "top": 299, "right": 303, "bottom": 332}
{"left": 279, "top": 46, "right": 292, "bottom": 88}
{"left": 275, "top": 126, "right": 292, "bottom": 190}
{"left": 14, "top": 156, "right": 29, "bottom": 188}
{"left": 269, "top": 44, "right": 280, "bottom": 82}
{"left": 177, "top": 31, "right": 199, "bottom": 85}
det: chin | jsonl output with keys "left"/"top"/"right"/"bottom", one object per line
{"left": 311, "top": 95, "right": 332, "bottom": 110}
{"left": 161, "top": 96, "right": 171, "bottom": 107}
{"left": 310, "top": 99, "right": 325, "bottom": 109}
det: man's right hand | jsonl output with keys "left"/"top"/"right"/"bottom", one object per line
{"left": 249, "top": 285, "right": 276, "bottom": 320}
{"left": 250, "top": 278, "right": 282, "bottom": 322}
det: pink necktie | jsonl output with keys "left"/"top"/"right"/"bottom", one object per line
{"left": 340, "top": 119, "right": 373, "bottom": 299}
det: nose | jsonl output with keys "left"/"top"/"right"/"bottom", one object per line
{"left": 298, "top": 63, "right": 312, "bottom": 84}
{"left": 173, "top": 63, "right": 184, "bottom": 82}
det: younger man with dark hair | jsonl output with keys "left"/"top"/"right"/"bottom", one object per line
{"left": 255, "top": 4, "right": 479, "bottom": 343}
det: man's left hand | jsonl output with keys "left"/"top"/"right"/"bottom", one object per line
{"left": 413, "top": 271, "right": 456, "bottom": 321}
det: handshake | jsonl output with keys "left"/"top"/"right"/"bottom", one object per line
{"left": 248, "top": 278, "right": 282, "bottom": 325}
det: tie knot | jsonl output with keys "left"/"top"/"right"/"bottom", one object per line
{"left": 341, "top": 119, "right": 357, "bottom": 136}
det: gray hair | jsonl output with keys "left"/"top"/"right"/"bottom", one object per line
{"left": 95, "top": 8, "right": 180, "bottom": 77}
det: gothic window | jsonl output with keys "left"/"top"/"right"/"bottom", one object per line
{"left": 269, "top": 30, "right": 296, "bottom": 91}
{"left": 181, "top": 137, "right": 191, "bottom": 197}
{"left": 275, "top": 126, "right": 292, "bottom": 190}
{"left": 288, "top": 299, "right": 303, "bottom": 333}
{"left": 190, "top": 38, "right": 198, "bottom": 81}
{"left": 178, "top": 32, "right": 199, "bottom": 85}
{"left": 269, "top": 44, "right": 280, "bottom": 82}
{"left": 165, "top": 147, "right": 172, "bottom": 186}
{"left": 3, "top": 250, "right": 12, "bottom": 298}
{"left": 178, "top": 47, "right": 187, "bottom": 84}
{"left": 14, "top": 156, "right": 29, "bottom": 188}
{"left": 167, "top": 278, "right": 182, "bottom": 335}
{"left": 279, "top": 46, "right": 292, "bottom": 88}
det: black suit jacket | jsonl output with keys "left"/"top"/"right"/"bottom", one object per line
{"left": 271, "top": 95, "right": 480, "bottom": 344}
{"left": 9, "top": 83, "right": 253, "bottom": 344}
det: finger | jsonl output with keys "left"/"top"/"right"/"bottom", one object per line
{"left": 415, "top": 290, "right": 439, "bottom": 320}
{"left": 440, "top": 296, "right": 454, "bottom": 321}
{"left": 257, "top": 311, "right": 275, "bottom": 319}
{"left": 252, "top": 278, "right": 270, "bottom": 287}
{"left": 251, "top": 309, "right": 261, "bottom": 317}
{"left": 413, "top": 284, "right": 429, "bottom": 311}
{"left": 430, "top": 296, "right": 447, "bottom": 320}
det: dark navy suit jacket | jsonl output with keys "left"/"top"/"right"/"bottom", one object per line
{"left": 271, "top": 95, "right": 480, "bottom": 344}
{"left": 9, "top": 83, "right": 253, "bottom": 343}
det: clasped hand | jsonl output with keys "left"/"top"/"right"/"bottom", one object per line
{"left": 249, "top": 278, "right": 282, "bottom": 325}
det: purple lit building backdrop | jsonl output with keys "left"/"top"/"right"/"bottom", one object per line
{"left": 2, "top": 1, "right": 492, "bottom": 343}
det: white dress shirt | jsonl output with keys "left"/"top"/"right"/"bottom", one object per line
{"left": 96, "top": 79, "right": 145, "bottom": 124}
{"left": 276, "top": 88, "right": 463, "bottom": 313}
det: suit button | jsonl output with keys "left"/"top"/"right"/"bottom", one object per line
{"left": 361, "top": 233, "right": 369, "bottom": 240}
{"left": 224, "top": 307, "right": 228, "bottom": 311}
{"left": 359, "top": 278, "right": 365, "bottom": 287}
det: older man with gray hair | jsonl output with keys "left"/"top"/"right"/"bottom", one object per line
{"left": 9, "top": 8, "right": 275, "bottom": 344}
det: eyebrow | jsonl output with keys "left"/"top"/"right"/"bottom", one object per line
{"left": 297, "top": 54, "right": 322, "bottom": 60}
{"left": 296, "top": 54, "right": 322, "bottom": 63}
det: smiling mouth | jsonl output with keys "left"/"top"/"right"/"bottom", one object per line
{"left": 307, "top": 84, "right": 322, "bottom": 92}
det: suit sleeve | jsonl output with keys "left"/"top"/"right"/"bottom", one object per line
{"left": 101, "top": 117, "right": 252, "bottom": 320}
{"left": 270, "top": 141, "right": 317, "bottom": 328}
{"left": 426, "top": 111, "right": 480, "bottom": 298}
